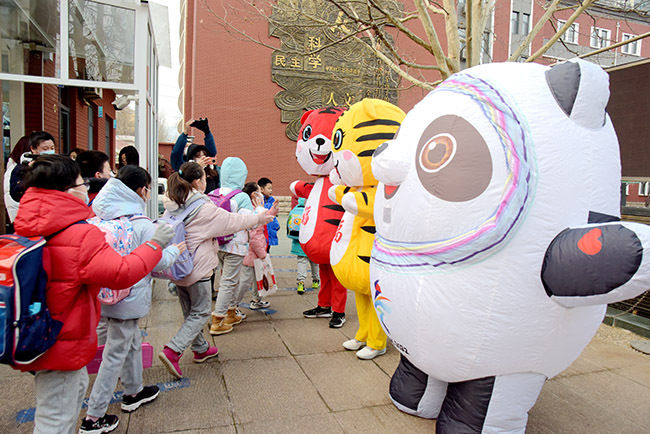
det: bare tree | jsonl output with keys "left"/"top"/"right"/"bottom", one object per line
{"left": 202, "top": 0, "right": 650, "bottom": 91}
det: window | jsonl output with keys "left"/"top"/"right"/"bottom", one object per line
{"left": 621, "top": 33, "right": 641, "bottom": 56}
{"left": 590, "top": 27, "right": 611, "bottom": 49}
{"left": 638, "top": 182, "right": 650, "bottom": 196}
{"left": 511, "top": 12, "right": 530, "bottom": 36}
{"left": 88, "top": 105, "right": 95, "bottom": 150}
{"left": 558, "top": 20, "right": 579, "bottom": 44}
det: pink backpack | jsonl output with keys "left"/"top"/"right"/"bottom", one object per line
{"left": 87, "top": 215, "right": 150, "bottom": 304}
{"left": 207, "top": 188, "right": 242, "bottom": 245}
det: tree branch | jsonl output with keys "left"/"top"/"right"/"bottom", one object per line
{"left": 509, "top": 0, "right": 562, "bottom": 61}
{"left": 527, "top": 0, "right": 595, "bottom": 63}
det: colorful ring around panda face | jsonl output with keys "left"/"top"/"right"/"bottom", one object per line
{"left": 372, "top": 73, "right": 537, "bottom": 272}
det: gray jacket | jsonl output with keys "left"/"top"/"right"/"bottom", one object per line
{"left": 92, "top": 178, "right": 180, "bottom": 320}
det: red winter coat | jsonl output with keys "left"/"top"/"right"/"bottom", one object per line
{"left": 12, "top": 188, "right": 163, "bottom": 372}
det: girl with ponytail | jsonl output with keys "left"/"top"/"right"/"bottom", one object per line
{"left": 158, "top": 162, "right": 273, "bottom": 379}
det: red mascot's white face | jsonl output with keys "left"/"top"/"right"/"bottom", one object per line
{"left": 296, "top": 107, "right": 347, "bottom": 176}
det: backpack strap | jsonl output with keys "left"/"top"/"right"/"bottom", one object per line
{"left": 45, "top": 220, "right": 88, "bottom": 241}
{"left": 177, "top": 198, "right": 207, "bottom": 221}
{"left": 130, "top": 215, "right": 152, "bottom": 222}
{"left": 224, "top": 189, "right": 242, "bottom": 201}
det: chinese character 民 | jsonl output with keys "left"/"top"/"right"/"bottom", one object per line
{"left": 275, "top": 55, "right": 286, "bottom": 67}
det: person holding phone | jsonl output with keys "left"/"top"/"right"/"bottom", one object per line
{"left": 171, "top": 118, "right": 220, "bottom": 193}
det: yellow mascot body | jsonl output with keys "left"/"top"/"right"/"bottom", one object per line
{"left": 328, "top": 98, "right": 405, "bottom": 357}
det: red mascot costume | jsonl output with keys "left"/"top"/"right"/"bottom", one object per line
{"left": 290, "top": 107, "right": 348, "bottom": 328}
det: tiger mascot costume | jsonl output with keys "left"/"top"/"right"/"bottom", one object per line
{"left": 290, "top": 107, "right": 349, "bottom": 328}
{"left": 328, "top": 98, "right": 405, "bottom": 358}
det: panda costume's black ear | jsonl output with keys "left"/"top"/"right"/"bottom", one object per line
{"left": 545, "top": 59, "right": 609, "bottom": 129}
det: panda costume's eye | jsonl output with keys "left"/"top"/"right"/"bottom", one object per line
{"left": 333, "top": 129, "right": 344, "bottom": 150}
{"left": 419, "top": 133, "right": 456, "bottom": 173}
{"left": 302, "top": 125, "right": 312, "bottom": 141}
{"left": 415, "top": 115, "right": 492, "bottom": 202}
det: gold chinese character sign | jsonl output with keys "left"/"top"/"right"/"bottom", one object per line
{"left": 270, "top": 0, "right": 401, "bottom": 140}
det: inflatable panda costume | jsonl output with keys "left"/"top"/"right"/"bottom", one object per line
{"left": 369, "top": 59, "right": 650, "bottom": 433}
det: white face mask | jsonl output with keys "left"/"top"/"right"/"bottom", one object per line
{"left": 67, "top": 187, "right": 89, "bottom": 205}
{"left": 40, "top": 150, "right": 56, "bottom": 155}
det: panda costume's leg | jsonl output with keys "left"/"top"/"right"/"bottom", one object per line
{"left": 390, "top": 355, "right": 448, "bottom": 419}
{"left": 436, "top": 372, "right": 546, "bottom": 434}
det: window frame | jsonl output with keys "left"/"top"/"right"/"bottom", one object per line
{"left": 590, "top": 27, "right": 611, "bottom": 49}
{"left": 558, "top": 20, "right": 579, "bottom": 45}
{"left": 621, "top": 33, "right": 641, "bottom": 56}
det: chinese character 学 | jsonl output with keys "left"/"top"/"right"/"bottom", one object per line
{"left": 307, "top": 54, "right": 322, "bottom": 69}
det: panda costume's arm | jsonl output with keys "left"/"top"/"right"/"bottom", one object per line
{"left": 541, "top": 217, "right": 650, "bottom": 308}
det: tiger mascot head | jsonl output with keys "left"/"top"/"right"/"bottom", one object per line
{"left": 296, "top": 107, "right": 347, "bottom": 176}
{"left": 329, "top": 98, "right": 405, "bottom": 187}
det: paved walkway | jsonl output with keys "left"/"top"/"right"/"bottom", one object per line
{"left": 1, "top": 232, "right": 649, "bottom": 433}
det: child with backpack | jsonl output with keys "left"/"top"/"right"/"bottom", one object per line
{"left": 159, "top": 162, "right": 273, "bottom": 379}
{"left": 231, "top": 182, "right": 279, "bottom": 310}
{"left": 8, "top": 155, "right": 173, "bottom": 434}
{"left": 208, "top": 157, "right": 258, "bottom": 335}
{"left": 287, "top": 197, "right": 320, "bottom": 294}
{"left": 78, "top": 166, "right": 185, "bottom": 433}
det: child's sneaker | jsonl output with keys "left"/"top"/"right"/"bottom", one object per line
{"left": 311, "top": 280, "right": 320, "bottom": 290}
{"left": 303, "top": 306, "right": 332, "bottom": 318}
{"left": 297, "top": 281, "right": 305, "bottom": 294}
{"left": 121, "top": 385, "right": 160, "bottom": 412}
{"left": 79, "top": 414, "right": 119, "bottom": 433}
{"left": 158, "top": 346, "right": 183, "bottom": 379}
{"left": 193, "top": 346, "right": 219, "bottom": 363}
{"left": 249, "top": 300, "right": 270, "bottom": 310}
{"left": 329, "top": 312, "right": 346, "bottom": 328}
{"left": 235, "top": 307, "right": 247, "bottom": 320}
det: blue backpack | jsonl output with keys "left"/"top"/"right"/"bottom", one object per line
{"left": 151, "top": 199, "right": 206, "bottom": 281}
{"left": 287, "top": 200, "right": 305, "bottom": 240}
{"left": 0, "top": 222, "right": 84, "bottom": 365}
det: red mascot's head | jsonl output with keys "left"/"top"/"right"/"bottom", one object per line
{"left": 296, "top": 106, "right": 347, "bottom": 176}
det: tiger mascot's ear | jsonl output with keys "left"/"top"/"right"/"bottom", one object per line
{"left": 359, "top": 99, "right": 379, "bottom": 120}
{"left": 300, "top": 110, "right": 315, "bottom": 125}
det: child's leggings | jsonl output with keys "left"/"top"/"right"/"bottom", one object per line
{"left": 87, "top": 317, "right": 143, "bottom": 418}
{"left": 297, "top": 256, "right": 319, "bottom": 282}
{"left": 233, "top": 264, "right": 261, "bottom": 305}
{"left": 167, "top": 279, "right": 211, "bottom": 354}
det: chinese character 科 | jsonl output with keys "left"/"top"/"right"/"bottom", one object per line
{"left": 307, "top": 36, "right": 322, "bottom": 52}
{"left": 275, "top": 55, "right": 286, "bottom": 67}
{"left": 290, "top": 57, "right": 302, "bottom": 69}
{"left": 307, "top": 54, "right": 322, "bottom": 69}
{"left": 326, "top": 92, "right": 337, "bottom": 105}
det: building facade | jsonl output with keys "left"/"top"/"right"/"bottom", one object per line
{"left": 1, "top": 0, "right": 170, "bottom": 218}
{"left": 181, "top": 0, "right": 650, "bottom": 195}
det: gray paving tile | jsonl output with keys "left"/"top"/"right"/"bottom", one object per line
{"left": 530, "top": 374, "right": 648, "bottom": 433}
{"left": 274, "top": 318, "right": 348, "bottom": 355}
{"left": 296, "top": 352, "right": 391, "bottom": 411}
{"left": 612, "top": 363, "right": 650, "bottom": 388}
{"left": 371, "top": 343, "right": 400, "bottom": 377}
{"left": 237, "top": 413, "right": 343, "bottom": 433}
{"left": 577, "top": 339, "right": 649, "bottom": 370}
{"left": 0, "top": 374, "right": 37, "bottom": 433}
{"left": 128, "top": 365, "right": 233, "bottom": 432}
{"left": 334, "top": 404, "right": 435, "bottom": 433}
{"left": 222, "top": 356, "right": 329, "bottom": 425}
{"left": 264, "top": 291, "right": 314, "bottom": 320}
{"left": 207, "top": 321, "right": 289, "bottom": 361}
